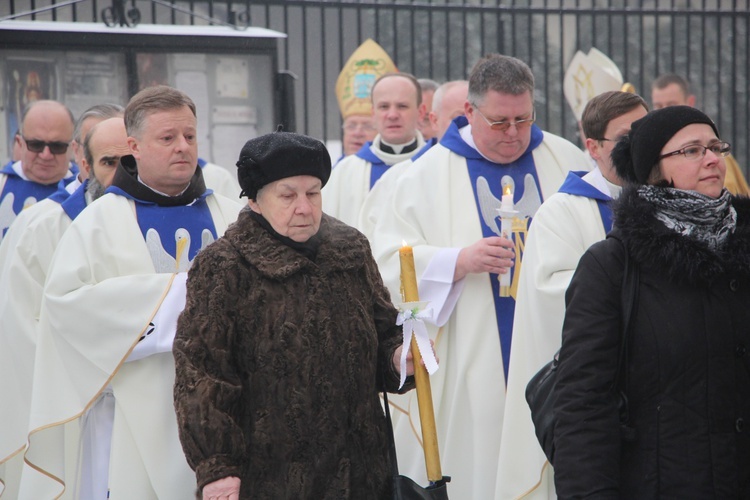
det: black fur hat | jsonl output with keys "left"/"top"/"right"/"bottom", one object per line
{"left": 612, "top": 105, "right": 719, "bottom": 184}
{"left": 236, "top": 131, "right": 332, "bottom": 199}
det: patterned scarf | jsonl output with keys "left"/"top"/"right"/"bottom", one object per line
{"left": 637, "top": 185, "right": 737, "bottom": 251}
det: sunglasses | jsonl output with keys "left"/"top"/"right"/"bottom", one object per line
{"left": 22, "top": 136, "right": 70, "bottom": 155}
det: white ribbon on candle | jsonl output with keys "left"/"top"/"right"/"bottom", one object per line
{"left": 395, "top": 302, "right": 439, "bottom": 389}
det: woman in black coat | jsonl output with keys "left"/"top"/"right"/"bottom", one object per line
{"left": 553, "top": 106, "right": 750, "bottom": 498}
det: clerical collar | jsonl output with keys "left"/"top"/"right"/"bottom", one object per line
{"left": 248, "top": 208, "right": 321, "bottom": 261}
{"left": 111, "top": 155, "right": 207, "bottom": 207}
{"left": 378, "top": 138, "right": 419, "bottom": 155}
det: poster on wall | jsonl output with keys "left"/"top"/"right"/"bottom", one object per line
{"left": 3, "top": 58, "right": 57, "bottom": 156}
{"left": 137, "top": 53, "right": 169, "bottom": 90}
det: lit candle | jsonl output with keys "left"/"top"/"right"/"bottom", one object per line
{"left": 397, "top": 241, "right": 443, "bottom": 482}
{"left": 500, "top": 184, "right": 514, "bottom": 212}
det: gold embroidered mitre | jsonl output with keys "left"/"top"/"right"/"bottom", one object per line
{"left": 563, "top": 47, "right": 632, "bottom": 121}
{"left": 335, "top": 38, "right": 397, "bottom": 119}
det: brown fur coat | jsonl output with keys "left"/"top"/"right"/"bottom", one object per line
{"left": 174, "top": 209, "right": 411, "bottom": 499}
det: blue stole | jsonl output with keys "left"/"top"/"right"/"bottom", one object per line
{"left": 107, "top": 186, "right": 218, "bottom": 273}
{"left": 197, "top": 158, "right": 209, "bottom": 169}
{"left": 440, "top": 116, "right": 545, "bottom": 382}
{"left": 48, "top": 178, "right": 76, "bottom": 204}
{"left": 410, "top": 137, "right": 438, "bottom": 162}
{"left": 0, "top": 163, "right": 75, "bottom": 235}
{"left": 61, "top": 180, "right": 89, "bottom": 221}
{"left": 352, "top": 142, "right": 390, "bottom": 190}
{"left": 557, "top": 171, "right": 613, "bottom": 233}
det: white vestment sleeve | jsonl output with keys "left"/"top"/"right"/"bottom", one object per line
{"left": 127, "top": 272, "right": 187, "bottom": 362}
{"left": 419, "top": 247, "right": 465, "bottom": 327}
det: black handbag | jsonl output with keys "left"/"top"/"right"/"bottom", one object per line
{"left": 383, "top": 391, "right": 450, "bottom": 499}
{"left": 525, "top": 238, "right": 639, "bottom": 465}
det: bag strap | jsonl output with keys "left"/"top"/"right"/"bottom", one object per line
{"left": 612, "top": 237, "right": 639, "bottom": 421}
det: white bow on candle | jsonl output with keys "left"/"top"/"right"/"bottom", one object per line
{"left": 395, "top": 301, "right": 439, "bottom": 389}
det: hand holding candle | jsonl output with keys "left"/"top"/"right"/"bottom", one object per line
{"left": 398, "top": 242, "right": 443, "bottom": 482}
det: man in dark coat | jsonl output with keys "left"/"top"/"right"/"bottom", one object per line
{"left": 173, "top": 131, "right": 417, "bottom": 499}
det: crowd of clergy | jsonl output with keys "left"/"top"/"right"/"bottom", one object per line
{"left": 0, "top": 37, "right": 748, "bottom": 499}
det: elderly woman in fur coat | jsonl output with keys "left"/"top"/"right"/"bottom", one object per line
{"left": 552, "top": 106, "right": 750, "bottom": 498}
{"left": 173, "top": 132, "right": 419, "bottom": 500}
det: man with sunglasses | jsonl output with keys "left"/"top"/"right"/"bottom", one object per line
{"left": 369, "top": 54, "right": 585, "bottom": 499}
{"left": 0, "top": 116, "right": 131, "bottom": 498}
{"left": 0, "top": 100, "right": 76, "bottom": 239}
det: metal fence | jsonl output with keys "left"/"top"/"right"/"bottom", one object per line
{"left": 3, "top": 0, "right": 750, "bottom": 170}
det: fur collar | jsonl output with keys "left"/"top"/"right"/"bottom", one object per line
{"left": 225, "top": 208, "right": 371, "bottom": 279}
{"left": 612, "top": 186, "right": 750, "bottom": 285}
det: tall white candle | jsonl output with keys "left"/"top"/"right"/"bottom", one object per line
{"left": 497, "top": 185, "right": 516, "bottom": 297}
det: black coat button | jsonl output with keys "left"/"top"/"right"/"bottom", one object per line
{"left": 729, "top": 279, "right": 739, "bottom": 291}
{"left": 736, "top": 418, "right": 745, "bottom": 433}
{"left": 736, "top": 344, "right": 747, "bottom": 357}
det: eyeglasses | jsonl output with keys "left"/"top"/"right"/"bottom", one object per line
{"left": 473, "top": 106, "right": 535, "bottom": 132}
{"left": 22, "top": 136, "right": 70, "bottom": 155}
{"left": 658, "top": 141, "right": 731, "bottom": 161}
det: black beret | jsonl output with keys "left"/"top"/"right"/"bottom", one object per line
{"left": 612, "top": 105, "right": 719, "bottom": 184}
{"left": 236, "top": 131, "right": 332, "bottom": 199}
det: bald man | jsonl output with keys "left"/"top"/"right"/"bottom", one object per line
{"left": 0, "top": 100, "right": 77, "bottom": 238}
{"left": 0, "top": 117, "right": 130, "bottom": 499}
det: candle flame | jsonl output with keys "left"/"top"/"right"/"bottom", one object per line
{"left": 402, "top": 239, "right": 408, "bottom": 247}
{"left": 503, "top": 184, "right": 512, "bottom": 196}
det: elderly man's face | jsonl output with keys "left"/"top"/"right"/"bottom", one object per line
{"left": 127, "top": 105, "right": 198, "bottom": 196}
{"left": 250, "top": 175, "right": 323, "bottom": 243}
{"left": 18, "top": 101, "right": 74, "bottom": 185}
{"left": 342, "top": 115, "right": 376, "bottom": 156}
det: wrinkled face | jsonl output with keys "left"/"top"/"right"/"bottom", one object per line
{"left": 18, "top": 102, "right": 74, "bottom": 185}
{"left": 431, "top": 84, "right": 468, "bottom": 139}
{"left": 466, "top": 90, "right": 534, "bottom": 164}
{"left": 587, "top": 106, "right": 648, "bottom": 185}
{"left": 657, "top": 123, "right": 726, "bottom": 198}
{"left": 371, "top": 76, "right": 420, "bottom": 145}
{"left": 250, "top": 175, "right": 323, "bottom": 243}
{"left": 84, "top": 118, "right": 131, "bottom": 199}
{"left": 342, "top": 115, "right": 376, "bottom": 155}
{"left": 127, "top": 106, "right": 198, "bottom": 196}
{"left": 651, "top": 83, "right": 694, "bottom": 110}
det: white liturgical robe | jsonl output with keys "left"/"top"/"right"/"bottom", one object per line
{"left": 496, "top": 168, "right": 620, "bottom": 499}
{"left": 370, "top": 120, "right": 586, "bottom": 499}
{"left": 20, "top": 191, "right": 242, "bottom": 499}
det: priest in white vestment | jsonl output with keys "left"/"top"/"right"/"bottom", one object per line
{"left": 323, "top": 72, "right": 425, "bottom": 228}
{"left": 369, "top": 54, "right": 586, "bottom": 499}
{"left": 0, "top": 100, "right": 77, "bottom": 240}
{"left": 20, "top": 86, "right": 242, "bottom": 500}
{"left": 360, "top": 79, "right": 469, "bottom": 243}
{"left": 497, "top": 91, "right": 648, "bottom": 499}
{"left": 0, "top": 117, "right": 131, "bottom": 499}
